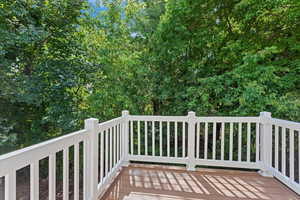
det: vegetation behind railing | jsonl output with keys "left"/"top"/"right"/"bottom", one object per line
{"left": 0, "top": 111, "right": 300, "bottom": 200}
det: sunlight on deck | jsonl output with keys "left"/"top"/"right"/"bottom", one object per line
{"left": 100, "top": 164, "right": 299, "bottom": 200}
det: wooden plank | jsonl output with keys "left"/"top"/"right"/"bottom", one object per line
{"left": 101, "top": 165, "right": 300, "bottom": 199}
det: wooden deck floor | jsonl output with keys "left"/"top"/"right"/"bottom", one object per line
{"left": 100, "top": 164, "right": 300, "bottom": 200}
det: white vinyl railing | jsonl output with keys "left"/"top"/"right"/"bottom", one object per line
{"left": 194, "top": 116, "right": 260, "bottom": 169}
{"left": 0, "top": 110, "right": 300, "bottom": 200}
{"left": 270, "top": 117, "right": 300, "bottom": 194}
{"left": 127, "top": 113, "right": 260, "bottom": 170}
{"left": 0, "top": 115, "right": 126, "bottom": 200}
{"left": 0, "top": 129, "right": 88, "bottom": 200}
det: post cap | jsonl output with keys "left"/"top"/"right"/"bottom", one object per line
{"left": 84, "top": 118, "right": 99, "bottom": 129}
{"left": 84, "top": 118, "right": 99, "bottom": 122}
{"left": 122, "top": 110, "right": 129, "bottom": 116}
{"left": 188, "top": 111, "right": 196, "bottom": 117}
{"left": 260, "top": 112, "right": 272, "bottom": 118}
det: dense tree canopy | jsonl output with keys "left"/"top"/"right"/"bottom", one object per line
{"left": 0, "top": 0, "right": 95, "bottom": 150}
{"left": 148, "top": 0, "right": 300, "bottom": 118}
{"left": 0, "top": 0, "right": 299, "bottom": 153}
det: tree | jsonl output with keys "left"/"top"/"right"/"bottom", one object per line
{"left": 0, "top": 0, "right": 95, "bottom": 149}
{"left": 1, "top": 0, "right": 300, "bottom": 154}
{"left": 146, "top": 0, "right": 300, "bottom": 120}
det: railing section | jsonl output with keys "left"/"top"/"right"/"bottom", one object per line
{"left": 127, "top": 115, "right": 188, "bottom": 164}
{"left": 0, "top": 116, "right": 126, "bottom": 200}
{"left": 127, "top": 113, "right": 260, "bottom": 170}
{"left": 194, "top": 116, "right": 260, "bottom": 169}
{"left": 126, "top": 112, "right": 300, "bottom": 195}
{"left": 271, "top": 118, "right": 300, "bottom": 194}
{"left": 0, "top": 129, "right": 87, "bottom": 200}
{"left": 1, "top": 110, "right": 300, "bottom": 199}
{"left": 96, "top": 117, "right": 125, "bottom": 197}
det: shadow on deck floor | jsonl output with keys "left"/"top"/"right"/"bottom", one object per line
{"left": 100, "top": 164, "right": 300, "bottom": 200}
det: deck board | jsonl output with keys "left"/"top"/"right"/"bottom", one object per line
{"left": 99, "top": 164, "right": 300, "bottom": 200}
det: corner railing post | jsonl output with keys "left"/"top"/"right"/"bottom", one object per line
{"left": 122, "top": 110, "right": 130, "bottom": 167}
{"left": 84, "top": 118, "right": 99, "bottom": 200}
{"left": 187, "top": 111, "right": 196, "bottom": 171}
{"left": 259, "top": 112, "right": 273, "bottom": 177}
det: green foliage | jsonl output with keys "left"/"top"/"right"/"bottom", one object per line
{"left": 0, "top": 0, "right": 96, "bottom": 151}
{"left": 0, "top": 0, "right": 300, "bottom": 153}
{"left": 145, "top": 0, "right": 300, "bottom": 119}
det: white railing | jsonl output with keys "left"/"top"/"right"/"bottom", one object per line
{"left": 0, "top": 129, "right": 88, "bottom": 200}
{"left": 0, "top": 114, "right": 126, "bottom": 200}
{"left": 125, "top": 111, "right": 300, "bottom": 195}
{"left": 127, "top": 112, "right": 260, "bottom": 170}
{"left": 270, "top": 117, "right": 300, "bottom": 194}
{"left": 0, "top": 110, "right": 300, "bottom": 200}
{"left": 194, "top": 116, "right": 260, "bottom": 169}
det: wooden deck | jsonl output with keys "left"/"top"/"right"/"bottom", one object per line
{"left": 100, "top": 164, "right": 300, "bottom": 200}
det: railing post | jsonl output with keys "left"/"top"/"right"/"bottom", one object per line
{"left": 259, "top": 112, "right": 273, "bottom": 177}
{"left": 84, "top": 118, "right": 99, "bottom": 200}
{"left": 187, "top": 111, "right": 196, "bottom": 171}
{"left": 122, "top": 110, "right": 130, "bottom": 167}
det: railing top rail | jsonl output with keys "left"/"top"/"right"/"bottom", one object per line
{"left": 0, "top": 129, "right": 87, "bottom": 176}
{"left": 128, "top": 115, "right": 260, "bottom": 123}
{"left": 271, "top": 118, "right": 300, "bottom": 130}
{"left": 128, "top": 115, "right": 188, "bottom": 121}
{"left": 98, "top": 117, "right": 123, "bottom": 131}
{"left": 197, "top": 116, "right": 260, "bottom": 122}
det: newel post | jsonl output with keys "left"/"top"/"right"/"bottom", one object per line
{"left": 122, "top": 110, "right": 130, "bottom": 167}
{"left": 84, "top": 118, "right": 99, "bottom": 200}
{"left": 187, "top": 111, "right": 197, "bottom": 171}
{"left": 259, "top": 112, "right": 273, "bottom": 177}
